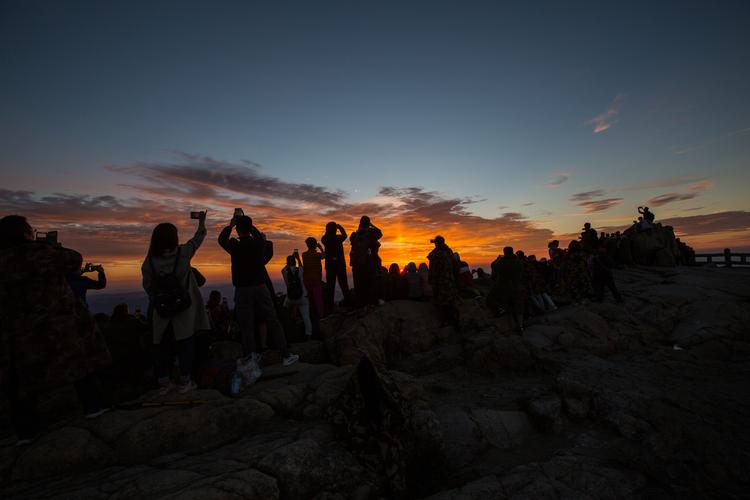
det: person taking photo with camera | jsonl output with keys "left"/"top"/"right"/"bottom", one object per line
{"left": 68, "top": 261, "right": 107, "bottom": 309}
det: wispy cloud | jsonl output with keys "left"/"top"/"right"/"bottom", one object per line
{"left": 647, "top": 179, "right": 714, "bottom": 207}
{"left": 672, "top": 127, "right": 750, "bottom": 156}
{"left": 545, "top": 171, "right": 570, "bottom": 188}
{"left": 586, "top": 93, "right": 625, "bottom": 133}
{"left": 577, "top": 198, "right": 624, "bottom": 213}
{"left": 108, "top": 152, "right": 347, "bottom": 209}
{"left": 570, "top": 189, "right": 606, "bottom": 202}
{"left": 613, "top": 174, "right": 710, "bottom": 192}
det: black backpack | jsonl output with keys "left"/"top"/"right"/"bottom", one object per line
{"left": 149, "top": 247, "right": 192, "bottom": 317}
{"left": 286, "top": 266, "right": 304, "bottom": 300}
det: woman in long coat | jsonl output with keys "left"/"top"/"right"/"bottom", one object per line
{"left": 141, "top": 213, "right": 210, "bottom": 394}
{"left": 0, "top": 216, "right": 111, "bottom": 442}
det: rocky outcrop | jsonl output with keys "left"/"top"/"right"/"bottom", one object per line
{"left": 1, "top": 266, "right": 749, "bottom": 499}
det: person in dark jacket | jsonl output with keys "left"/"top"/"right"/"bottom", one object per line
{"left": 0, "top": 215, "right": 112, "bottom": 444}
{"left": 322, "top": 221, "right": 351, "bottom": 312}
{"left": 218, "top": 215, "right": 298, "bottom": 368}
{"left": 427, "top": 236, "right": 460, "bottom": 326}
{"left": 487, "top": 246, "right": 525, "bottom": 331}
{"left": 68, "top": 261, "right": 107, "bottom": 308}
{"left": 349, "top": 216, "right": 383, "bottom": 307}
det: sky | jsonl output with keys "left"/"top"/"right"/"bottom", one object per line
{"left": 1, "top": 0, "right": 749, "bottom": 291}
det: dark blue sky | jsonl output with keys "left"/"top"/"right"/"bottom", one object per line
{"left": 1, "top": 0, "right": 749, "bottom": 255}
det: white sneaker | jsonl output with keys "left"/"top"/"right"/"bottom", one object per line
{"left": 178, "top": 380, "right": 197, "bottom": 394}
{"left": 158, "top": 382, "right": 176, "bottom": 396}
{"left": 283, "top": 353, "right": 300, "bottom": 367}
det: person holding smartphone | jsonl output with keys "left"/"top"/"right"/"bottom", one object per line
{"left": 218, "top": 213, "right": 298, "bottom": 371}
{"left": 67, "top": 261, "right": 107, "bottom": 309}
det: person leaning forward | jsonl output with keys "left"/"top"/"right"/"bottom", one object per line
{"left": 218, "top": 215, "right": 298, "bottom": 367}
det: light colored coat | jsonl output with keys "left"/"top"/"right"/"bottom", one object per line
{"left": 141, "top": 226, "right": 210, "bottom": 344}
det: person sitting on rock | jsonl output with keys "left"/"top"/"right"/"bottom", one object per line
{"left": 427, "top": 236, "right": 460, "bottom": 326}
{"left": 302, "top": 237, "right": 326, "bottom": 318}
{"left": 282, "top": 253, "right": 313, "bottom": 339}
{"left": 218, "top": 214, "right": 299, "bottom": 369}
{"left": 487, "top": 246, "right": 525, "bottom": 331}
{"left": 403, "top": 262, "right": 423, "bottom": 300}
{"left": 385, "top": 263, "right": 406, "bottom": 300}
{"left": 454, "top": 253, "right": 479, "bottom": 298}
{"left": 523, "top": 253, "right": 557, "bottom": 313}
{"left": 563, "top": 240, "right": 593, "bottom": 304}
{"left": 418, "top": 262, "right": 432, "bottom": 298}
{"left": 349, "top": 216, "right": 383, "bottom": 307}
{"left": 206, "top": 290, "right": 231, "bottom": 340}
{"left": 0, "top": 215, "right": 112, "bottom": 445}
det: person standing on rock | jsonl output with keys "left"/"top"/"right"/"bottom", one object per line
{"left": 580, "top": 222, "right": 599, "bottom": 253}
{"left": 487, "top": 246, "right": 525, "bottom": 331}
{"left": 1, "top": 215, "right": 112, "bottom": 445}
{"left": 427, "top": 236, "right": 460, "bottom": 326}
{"left": 282, "top": 253, "right": 313, "bottom": 338}
{"left": 322, "top": 221, "right": 351, "bottom": 312}
{"left": 589, "top": 250, "right": 623, "bottom": 303}
{"left": 563, "top": 240, "right": 593, "bottom": 304}
{"left": 218, "top": 215, "right": 299, "bottom": 368}
{"left": 142, "top": 212, "right": 210, "bottom": 395}
{"left": 301, "top": 237, "right": 326, "bottom": 318}
{"left": 349, "top": 216, "right": 382, "bottom": 307}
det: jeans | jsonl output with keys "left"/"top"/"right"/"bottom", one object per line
{"left": 155, "top": 323, "right": 194, "bottom": 384}
{"left": 325, "top": 263, "right": 350, "bottom": 312}
{"left": 287, "top": 296, "right": 313, "bottom": 336}
{"left": 235, "top": 284, "right": 289, "bottom": 356}
{"left": 304, "top": 280, "right": 324, "bottom": 318}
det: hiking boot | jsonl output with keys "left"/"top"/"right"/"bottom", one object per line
{"left": 178, "top": 380, "right": 197, "bottom": 394}
{"left": 282, "top": 353, "right": 300, "bottom": 367}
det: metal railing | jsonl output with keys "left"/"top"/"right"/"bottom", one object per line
{"left": 694, "top": 248, "right": 750, "bottom": 267}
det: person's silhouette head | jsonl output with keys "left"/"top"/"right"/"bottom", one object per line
{"left": 235, "top": 216, "right": 252, "bottom": 236}
{"left": 431, "top": 235, "right": 445, "bottom": 247}
{"left": 0, "top": 215, "right": 33, "bottom": 249}
{"left": 515, "top": 250, "right": 525, "bottom": 259}
{"left": 548, "top": 240, "right": 559, "bottom": 249}
{"left": 325, "top": 221, "right": 337, "bottom": 234}
{"left": 208, "top": 290, "right": 221, "bottom": 306}
{"left": 568, "top": 240, "right": 581, "bottom": 252}
{"left": 148, "top": 223, "right": 178, "bottom": 257}
{"left": 389, "top": 263, "right": 400, "bottom": 275}
{"left": 305, "top": 237, "right": 317, "bottom": 250}
{"left": 359, "top": 216, "right": 370, "bottom": 229}
{"left": 583, "top": 222, "right": 591, "bottom": 230}
{"left": 406, "top": 262, "right": 417, "bottom": 273}
{"left": 503, "top": 246, "right": 514, "bottom": 257}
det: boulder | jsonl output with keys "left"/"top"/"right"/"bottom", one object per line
{"left": 320, "top": 300, "right": 446, "bottom": 366}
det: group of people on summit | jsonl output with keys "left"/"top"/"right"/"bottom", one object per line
{"left": 0, "top": 206, "right": 693, "bottom": 444}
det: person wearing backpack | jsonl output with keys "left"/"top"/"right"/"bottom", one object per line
{"left": 141, "top": 212, "right": 210, "bottom": 395}
{"left": 281, "top": 253, "right": 312, "bottom": 338}
{"left": 218, "top": 215, "right": 299, "bottom": 369}
{"left": 349, "top": 216, "right": 382, "bottom": 307}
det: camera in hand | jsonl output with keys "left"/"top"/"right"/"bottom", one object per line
{"left": 190, "top": 211, "right": 205, "bottom": 220}
{"left": 233, "top": 208, "right": 244, "bottom": 217}
{"left": 83, "top": 263, "right": 100, "bottom": 273}
{"left": 35, "top": 231, "right": 58, "bottom": 244}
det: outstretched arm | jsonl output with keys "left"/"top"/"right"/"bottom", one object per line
{"left": 338, "top": 224, "right": 348, "bottom": 241}
{"left": 185, "top": 211, "right": 207, "bottom": 258}
{"left": 218, "top": 221, "right": 234, "bottom": 253}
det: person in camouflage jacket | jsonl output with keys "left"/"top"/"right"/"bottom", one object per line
{"left": 427, "top": 236, "right": 460, "bottom": 326}
{"left": 0, "top": 216, "right": 111, "bottom": 441}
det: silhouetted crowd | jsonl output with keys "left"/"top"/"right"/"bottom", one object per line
{"left": 0, "top": 207, "right": 697, "bottom": 444}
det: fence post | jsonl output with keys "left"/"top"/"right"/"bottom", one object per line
{"left": 724, "top": 248, "right": 732, "bottom": 267}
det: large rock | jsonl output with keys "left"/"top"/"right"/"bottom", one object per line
{"left": 320, "top": 300, "right": 447, "bottom": 365}
{"left": 257, "top": 439, "right": 370, "bottom": 500}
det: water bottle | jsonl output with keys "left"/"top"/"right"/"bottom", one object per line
{"left": 230, "top": 372, "right": 242, "bottom": 396}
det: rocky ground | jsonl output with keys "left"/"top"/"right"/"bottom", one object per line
{"left": 1, "top": 265, "right": 749, "bottom": 499}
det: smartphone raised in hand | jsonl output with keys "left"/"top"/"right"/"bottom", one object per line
{"left": 190, "top": 211, "right": 203, "bottom": 220}
{"left": 233, "top": 208, "right": 244, "bottom": 217}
